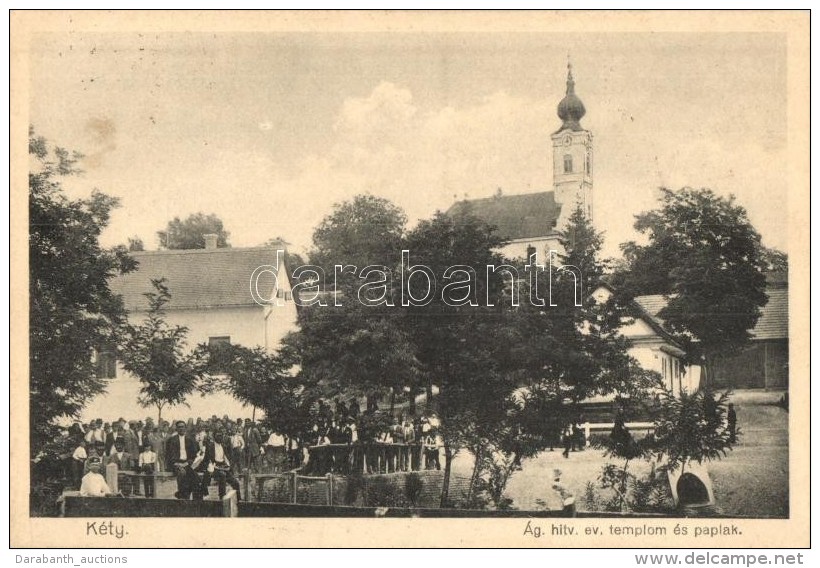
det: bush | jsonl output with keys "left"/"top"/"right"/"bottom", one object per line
{"left": 364, "top": 475, "right": 410, "bottom": 508}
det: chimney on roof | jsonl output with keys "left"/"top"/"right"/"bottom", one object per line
{"left": 204, "top": 233, "right": 218, "bottom": 250}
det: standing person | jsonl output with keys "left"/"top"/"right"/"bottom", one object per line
{"left": 106, "top": 439, "right": 131, "bottom": 471}
{"left": 561, "top": 425, "right": 573, "bottom": 459}
{"left": 727, "top": 403, "right": 738, "bottom": 444}
{"left": 138, "top": 442, "right": 157, "bottom": 498}
{"left": 165, "top": 420, "right": 200, "bottom": 500}
{"left": 85, "top": 419, "right": 105, "bottom": 445}
{"left": 366, "top": 392, "right": 379, "bottom": 413}
{"left": 135, "top": 420, "right": 146, "bottom": 453}
{"left": 423, "top": 433, "right": 440, "bottom": 470}
{"left": 104, "top": 422, "right": 123, "bottom": 456}
{"left": 244, "top": 420, "right": 262, "bottom": 474}
{"left": 571, "top": 420, "right": 583, "bottom": 452}
{"left": 147, "top": 424, "right": 166, "bottom": 473}
{"left": 265, "top": 429, "right": 286, "bottom": 473}
{"left": 348, "top": 398, "right": 361, "bottom": 419}
{"left": 343, "top": 417, "right": 360, "bottom": 474}
{"left": 68, "top": 421, "right": 85, "bottom": 442}
{"left": 200, "top": 430, "right": 242, "bottom": 500}
{"left": 71, "top": 439, "right": 87, "bottom": 489}
{"left": 390, "top": 416, "right": 405, "bottom": 471}
{"left": 228, "top": 423, "right": 245, "bottom": 475}
{"left": 123, "top": 422, "right": 140, "bottom": 468}
{"left": 125, "top": 421, "right": 142, "bottom": 494}
{"left": 403, "top": 418, "right": 417, "bottom": 471}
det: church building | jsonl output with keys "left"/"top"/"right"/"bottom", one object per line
{"left": 447, "top": 63, "right": 593, "bottom": 263}
{"left": 450, "top": 64, "right": 695, "bottom": 396}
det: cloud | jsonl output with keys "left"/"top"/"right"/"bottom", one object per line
{"left": 94, "top": 81, "right": 788, "bottom": 259}
{"left": 277, "top": 82, "right": 553, "bottom": 244}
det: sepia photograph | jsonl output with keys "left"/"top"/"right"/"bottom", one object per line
{"left": 10, "top": 10, "right": 809, "bottom": 548}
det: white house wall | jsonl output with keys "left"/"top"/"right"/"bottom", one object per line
{"left": 81, "top": 300, "right": 298, "bottom": 423}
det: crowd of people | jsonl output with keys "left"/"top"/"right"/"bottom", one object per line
{"left": 303, "top": 399, "right": 444, "bottom": 475}
{"left": 68, "top": 415, "right": 290, "bottom": 500}
{"left": 65, "top": 397, "right": 446, "bottom": 501}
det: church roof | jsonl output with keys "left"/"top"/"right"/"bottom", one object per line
{"left": 446, "top": 191, "right": 561, "bottom": 241}
{"left": 111, "top": 247, "right": 284, "bottom": 311}
{"left": 556, "top": 63, "right": 586, "bottom": 133}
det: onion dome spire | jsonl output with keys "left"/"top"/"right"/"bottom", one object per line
{"left": 556, "top": 59, "right": 586, "bottom": 132}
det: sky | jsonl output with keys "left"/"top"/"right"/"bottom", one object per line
{"left": 29, "top": 31, "right": 788, "bottom": 259}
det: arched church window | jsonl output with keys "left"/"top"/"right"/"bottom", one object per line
{"left": 563, "top": 154, "right": 573, "bottom": 173}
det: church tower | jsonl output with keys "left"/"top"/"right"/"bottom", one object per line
{"left": 551, "top": 62, "right": 593, "bottom": 229}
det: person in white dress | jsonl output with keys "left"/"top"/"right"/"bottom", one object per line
{"left": 79, "top": 456, "right": 112, "bottom": 497}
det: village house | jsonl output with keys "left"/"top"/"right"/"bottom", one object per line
{"left": 631, "top": 273, "right": 788, "bottom": 392}
{"left": 710, "top": 272, "right": 788, "bottom": 390}
{"left": 82, "top": 238, "right": 298, "bottom": 422}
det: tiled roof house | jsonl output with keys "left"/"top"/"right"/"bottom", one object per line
{"left": 82, "top": 244, "right": 299, "bottom": 422}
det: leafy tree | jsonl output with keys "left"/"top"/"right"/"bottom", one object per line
{"left": 648, "top": 385, "right": 736, "bottom": 474}
{"left": 127, "top": 236, "right": 145, "bottom": 252}
{"left": 118, "top": 279, "right": 206, "bottom": 422}
{"left": 262, "top": 237, "right": 306, "bottom": 269}
{"left": 511, "top": 207, "right": 648, "bottom": 448}
{"left": 157, "top": 212, "right": 230, "bottom": 250}
{"left": 286, "top": 302, "right": 420, "bottom": 406}
{"left": 761, "top": 246, "right": 788, "bottom": 273}
{"left": 287, "top": 195, "right": 417, "bottom": 408}
{"left": 29, "top": 128, "right": 135, "bottom": 452}
{"left": 402, "top": 210, "right": 519, "bottom": 505}
{"left": 199, "top": 342, "right": 312, "bottom": 439}
{"left": 309, "top": 194, "right": 406, "bottom": 280}
{"left": 593, "top": 405, "right": 651, "bottom": 511}
{"left": 617, "top": 188, "right": 769, "bottom": 383}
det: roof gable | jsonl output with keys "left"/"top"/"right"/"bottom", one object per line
{"left": 111, "top": 247, "right": 284, "bottom": 311}
{"left": 446, "top": 191, "right": 561, "bottom": 241}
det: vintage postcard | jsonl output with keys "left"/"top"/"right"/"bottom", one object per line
{"left": 10, "top": 10, "right": 810, "bottom": 548}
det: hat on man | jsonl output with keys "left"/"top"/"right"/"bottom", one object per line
{"left": 88, "top": 456, "right": 103, "bottom": 467}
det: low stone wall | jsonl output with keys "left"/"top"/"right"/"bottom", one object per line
{"left": 62, "top": 491, "right": 237, "bottom": 517}
{"left": 239, "top": 502, "right": 572, "bottom": 517}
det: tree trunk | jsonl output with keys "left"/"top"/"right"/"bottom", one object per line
{"left": 619, "top": 459, "right": 631, "bottom": 512}
{"left": 252, "top": 406, "right": 257, "bottom": 421}
{"left": 440, "top": 442, "right": 454, "bottom": 508}
{"left": 157, "top": 404, "right": 163, "bottom": 424}
{"left": 409, "top": 388, "right": 417, "bottom": 417}
{"left": 426, "top": 380, "right": 433, "bottom": 406}
{"left": 467, "top": 445, "right": 484, "bottom": 504}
